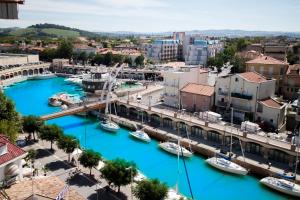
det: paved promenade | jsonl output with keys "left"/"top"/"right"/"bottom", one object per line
{"left": 22, "top": 135, "right": 137, "bottom": 200}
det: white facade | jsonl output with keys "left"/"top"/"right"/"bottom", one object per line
{"left": 215, "top": 72, "right": 280, "bottom": 123}
{"left": 162, "top": 67, "right": 208, "bottom": 108}
{"left": 183, "top": 37, "right": 223, "bottom": 66}
{"left": 0, "top": 53, "right": 39, "bottom": 65}
{"left": 185, "top": 45, "right": 208, "bottom": 65}
{"left": 147, "top": 40, "right": 180, "bottom": 62}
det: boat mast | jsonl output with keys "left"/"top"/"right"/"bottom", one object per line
{"left": 230, "top": 107, "right": 233, "bottom": 157}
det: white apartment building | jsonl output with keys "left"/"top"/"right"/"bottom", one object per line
{"left": 162, "top": 66, "right": 208, "bottom": 108}
{"left": 215, "top": 71, "right": 286, "bottom": 130}
{"left": 183, "top": 37, "right": 223, "bottom": 66}
{"left": 147, "top": 39, "right": 181, "bottom": 62}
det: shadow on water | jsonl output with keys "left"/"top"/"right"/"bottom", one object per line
{"left": 61, "top": 120, "right": 95, "bottom": 130}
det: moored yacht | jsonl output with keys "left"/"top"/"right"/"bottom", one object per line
{"left": 260, "top": 177, "right": 300, "bottom": 197}
{"left": 99, "top": 119, "right": 120, "bottom": 132}
{"left": 130, "top": 130, "right": 151, "bottom": 143}
{"left": 159, "top": 142, "right": 193, "bottom": 158}
{"left": 48, "top": 95, "right": 62, "bottom": 107}
{"left": 29, "top": 71, "right": 56, "bottom": 80}
{"left": 206, "top": 156, "right": 248, "bottom": 175}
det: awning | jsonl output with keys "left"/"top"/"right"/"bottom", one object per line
{"left": 5, "top": 164, "right": 19, "bottom": 178}
{"left": 71, "top": 148, "right": 82, "bottom": 157}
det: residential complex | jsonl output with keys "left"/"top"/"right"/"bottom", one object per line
{"left": 215, "top": 71, "right": 286, "bottom": 130}
{"left": 180, "top": 83, "right": 214, "bottom": 112}
{"left": 146, "top": 32, "right": 223, "bottom": 66}
{"left": 162, "top": 66, "right": 208, "bottom": 108}
{"left": 245, "top": 55, "right": 289, "bottom": 94}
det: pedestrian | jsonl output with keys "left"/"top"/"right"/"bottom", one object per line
{"left": 268, "top": 162, "right": 271, "bottom": 169}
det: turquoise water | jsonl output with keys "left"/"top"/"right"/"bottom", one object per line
{"left": 4, "top": 78, "right": 291, "bottom": 200}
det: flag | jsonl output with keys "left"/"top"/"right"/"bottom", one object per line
{"left": 56, "top": 185, "right": 69, "bottom": 200}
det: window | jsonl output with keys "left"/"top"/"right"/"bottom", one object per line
{"left": 235, "top": 78, "right": 239, "bottom": 82}
{"left": 287, "top": 87, "right": 289, "bottom": 92}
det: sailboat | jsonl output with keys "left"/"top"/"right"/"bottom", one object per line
{"left": 130, "top": 109, "right": 151, "bottom": 143}
{"left": 206, "top": 108, "right": 248, "bottom": 175}
{"left": 260, "top": 141, "right": 300, "bottom": 197}
{"left": 99, "top": 65, "right": 121, "bottom": 133}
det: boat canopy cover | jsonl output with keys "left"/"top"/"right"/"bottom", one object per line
{"left": 216, "top": 152, "right": 231, "bottom": 161}
{"left": 276, "top": 173, "right": 296, "bottom": 181}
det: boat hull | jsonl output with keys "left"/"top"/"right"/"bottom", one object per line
{"left": 206, "top": 157, "right": 248, "bottom": 175}
{"left": 260, "top": 177, "right": 300, "bottom": 197}
{"left": 99, "top": 122, "right": 119, "bottom": 132}
{"left": 159, "top": 143, "right": 193, "bottom": 158}
{"left": 130, "top": 131, "right": 151, "bottom": 143}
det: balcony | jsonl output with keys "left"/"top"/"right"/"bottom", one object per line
{"left": 231, "top": 92, "right": 253, "bottom": 100}
{"left": 232, "top": 104, "right": 252, "bottom": 112}
{"left": 218, "top": 90, "right": 229, "bottom": 96}
{"left": 217, "top": 101, "right": 228, "bottom": 107}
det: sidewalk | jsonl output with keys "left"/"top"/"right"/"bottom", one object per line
{"left": 22, "top": 135, "right": 136, "bottom": 200}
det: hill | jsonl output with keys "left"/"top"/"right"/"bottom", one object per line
{"left": 0, "top": 23, "right": 99, "bottom": 39}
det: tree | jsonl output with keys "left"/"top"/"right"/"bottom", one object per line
{"left": 79, "top": 149, "right": 101, "bottom": 175}
{"left": 133, "top": 179, "right": 168, "bottom": 200}
{"left": 230, "top": 55, "right": 246, "bottom": 74}
{"left": 22, "top": 115, "right": 44, "bottom": 141}
{"left": 57, "top": 135, "right": 79, "bottom": 162}
{"left": 39, "top": 124, "right": 62, "bottom": 150}
{"left": 124, "top": 56, "right": 133, "bottom": 66}
{"left": 56, "top": 40, "right": 73, "bottom": 59}
{"left": 100, "top": 158, "right": 137, "bottom": 192}
{"left": 25, "top": 149, "right": 37, "bottom": 164}
{"left": 92, "top": 54, "right": 104, "bottom": 65}
{"left": 103, "top": 52, "right": 113, "bottom": 66}
{"left": 135, "top": 55, "right": 145, "bottom": 67}
{"left": 0, "top": 92, "right": 21, "bottom": 142}
{"left": 78, "top": 51, "right": 88, "bottom": 65}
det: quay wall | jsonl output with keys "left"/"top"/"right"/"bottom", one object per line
{"left": 110, "top": 114, "right": 300, "bottom": 183}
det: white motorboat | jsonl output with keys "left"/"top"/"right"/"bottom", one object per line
{"left": 99, "top": 120, "right": 119, "bottom": 132}
{"left": 166, "top": 189, "right": 187, "bottom": 200}
{"left": 260, "top": 177, "right": 300, "bottom": 197}
{"left": 130, "top": 130, "right": 151, "bottom": 143}
{"left": 206, "top": 157, "right": 248, "bottom": 175}
{"left": 48, "top": 96, "right": 62, "bottom": 107}
{"left": 159, "top": 142, "right": 193, "bottom": 158}
{"left": 61, "top": 104, "right": 68, "bottom": 110}
{"left": 29, "top": 71, "right": 56, "bottom": 80}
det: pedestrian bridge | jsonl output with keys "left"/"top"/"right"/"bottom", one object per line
{"left": 40, "top": 100, "right": 116, "bottom": 121}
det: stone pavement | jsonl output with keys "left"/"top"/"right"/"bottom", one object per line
{"left": 22, "top": 135, "right": 137, "bottom": 200}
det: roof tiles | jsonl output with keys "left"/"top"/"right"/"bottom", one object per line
{"left": 180, "top": 83, "right": 214, "bottom": 96}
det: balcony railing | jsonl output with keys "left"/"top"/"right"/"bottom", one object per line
{"left": 232, "top": 104, "right": 252, "bottom": 112}
{"left": 217, "top": 101, "right": 228, "bottom": 107}
{"left": 218, "top": 90, "right": 228, "bottom": 96}
{"left": 231, "top": 92, "right": 253, "bottom": 100}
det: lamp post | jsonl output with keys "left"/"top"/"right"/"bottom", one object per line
{"left": 126, "top": 167, "right": 133, "bottom": 200}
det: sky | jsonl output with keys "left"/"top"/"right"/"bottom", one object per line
{"left": 0, "top": 0, "right": 300, "bottom": 32}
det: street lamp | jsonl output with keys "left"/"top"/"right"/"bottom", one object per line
{"left": 126, "top": 167, "right": 133, "bottom": 200}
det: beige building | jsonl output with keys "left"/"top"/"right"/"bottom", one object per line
{"left": 162, "top": 67, "right": 208, "bottom": 108}
{"left": 180, "top": 83, "right": 214, "bottom": 112}
{"left": 245, "top": 55, "right": 289, "bottom": 94}
{"left": 282, "top": 64, "right": 300, "bottom": 100}
{"left": 215, "top": 71, "right": 286, "bottom": 130}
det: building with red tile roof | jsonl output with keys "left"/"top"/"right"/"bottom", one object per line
{"left": 180, "top": 83, "right": 214, "bottom": 112}
{"left": 239, "top": 71, "right": 268, "bottom": 83}
{"left": 282, "top": 64, "right": 300, "bottom": 100}
{"left": 245, "top": 55, "right": 289, "bottom": 94}
{"left": 215, "top": 72, "right": 286, "bottom": 131}
{"left": 0, "top": 135, "right": 27, "bottom": 183}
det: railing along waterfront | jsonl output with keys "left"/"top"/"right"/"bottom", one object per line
{"left": 119, "top": 99, "right": 299, "bottom": 154}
